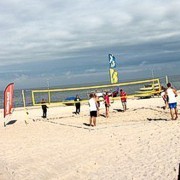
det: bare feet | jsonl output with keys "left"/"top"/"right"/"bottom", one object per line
{"left": 171, "top": 116, "right": 178, "bottom": 120}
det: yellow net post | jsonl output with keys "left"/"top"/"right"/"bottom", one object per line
{"left": 22, "top": 90, "right": 28, "bottom": 125}
{"left": 48, "top": 90, "right": 51, "bottom": 104}
{"left": 31, "top": 90, "right": 35, "bottom": 106}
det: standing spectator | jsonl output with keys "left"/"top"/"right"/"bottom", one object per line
{"left": 88, "top": 93, "right": 98, "bottom": 127}
{"left": 165, "top": 82, "right": 178, "bottom": 120}
{"left": 161, "top": 86, "right": 168, "bottom": 109}
{"left": 94, "top": 93, "right": 100, "bottom": 116}
{"left": 41, "top": 99, "right": 48, "bottom": 118}
{"left": 120, "top": 89, "right": 127, "bottom": 111}
{"left": 104, "top": 92, "right": 110, "bottom": 118}
{"left": 74, "top": 95, "right": 81, "bottom": 114}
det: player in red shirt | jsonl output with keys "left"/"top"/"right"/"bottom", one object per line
{"left": 104, "top": 92, "right": 110, "bottom": 118}
{"left": 120, "top": 89, "right": 127, "bottom": 111}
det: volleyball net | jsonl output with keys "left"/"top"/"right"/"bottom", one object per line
{"left": 31, "top": 78, "right": 162, "bottom": 106}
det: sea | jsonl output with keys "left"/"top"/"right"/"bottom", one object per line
{"left": 1, "top": 74, "right": 180, "bottom": 109}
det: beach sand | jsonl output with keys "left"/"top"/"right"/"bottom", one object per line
{"left": 0, "top": 94, "right": 180, "bottom": 180}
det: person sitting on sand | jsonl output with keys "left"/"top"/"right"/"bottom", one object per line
{"left": 88, "top": 93, "right": 98, "bottom": 127}
{"left": 165, "top": 82, "right": 178, "bottom": 120}
{"left": 104, "top": 92, "right": 110, "bottom": 118}
{"left": 41, "top": 99, "right": 48, "bottom": 118}
{"left": 74, "top": 95, "right": 81, "bottom": 114}
{"left": 120, "top": 89, "right": 127, "bottom": 111}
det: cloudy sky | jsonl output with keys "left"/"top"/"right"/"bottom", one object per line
{"left": 0, "top": 0, "right": 180, "bottom": 90}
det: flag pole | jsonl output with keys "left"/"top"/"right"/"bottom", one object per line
{"left": 108, "top": 54, "right": 111, "bottom": 84}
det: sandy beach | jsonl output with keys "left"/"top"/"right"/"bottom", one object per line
{"left": 0, "top": 94, "right": 180, "bottom": 180}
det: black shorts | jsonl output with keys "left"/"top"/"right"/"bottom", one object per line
{"left": 105, "top": 103, "right": 110, "bottom": 108}
{"left": 90, "top": 111, "right": 97, "bottom": 117}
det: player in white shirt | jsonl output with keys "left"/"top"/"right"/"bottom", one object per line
{"left": 88, "top": 93, "right": 98, "bottom": 126}
{"left": 166, "top": 83, "right": 178, "bottom": 120}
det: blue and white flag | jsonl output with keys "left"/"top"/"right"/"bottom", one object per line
{"left": 109, "top": 54, "right": 116, "bottom": 68}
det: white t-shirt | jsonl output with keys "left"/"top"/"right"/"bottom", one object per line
{"left": 89, "top": 98, "right": 97, "bottom": 111}
{"left": 166, "top": 88, "right": 177, "bottom": 104}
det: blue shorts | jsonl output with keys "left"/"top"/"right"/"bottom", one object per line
{"left": 168, "top": 102, "right": 177, "bottom": 109}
